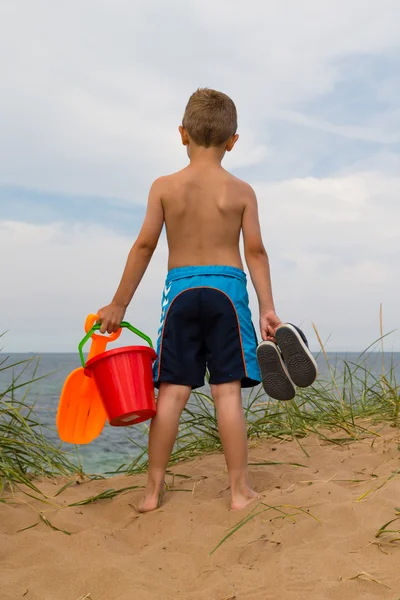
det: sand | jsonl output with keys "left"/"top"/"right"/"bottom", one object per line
{"left": 1, "top": 427, "right": 400, "bottom": 600}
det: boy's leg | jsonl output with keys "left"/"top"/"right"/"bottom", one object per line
{"left": 139, "top": 383, "right": 191, "bottom": 513}
{"left": 211, "top": 381, "right": 259, "bottom": 510}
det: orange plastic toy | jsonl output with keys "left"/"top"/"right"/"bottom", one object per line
{"left": 56, "top": 314, "right": 121, "bottom": 444}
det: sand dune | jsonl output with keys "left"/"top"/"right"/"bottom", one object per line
{"left": 1, "top": 427, "right": 400, "bottom": 600}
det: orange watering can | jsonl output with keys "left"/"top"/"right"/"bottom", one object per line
{"left": 56, "top": 314, "right": 121, "bottom": 444}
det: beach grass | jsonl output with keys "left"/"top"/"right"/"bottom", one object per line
{"left": 122, "top": 327, "right": 399, "bottom": 474}
{"left": 1, "top": 326, "right": 400, "bottom": 567}
{"left": 208, "top": 500, "right": 321, "bottom": 555}
{"left": 0, "top": 353, "right": 76, "bottom": 494}
{"left": 375, "top": 507, "right": 400, "bottom": 547}
{"left": 1, "top": 324, "right": 399, "bottom": 495}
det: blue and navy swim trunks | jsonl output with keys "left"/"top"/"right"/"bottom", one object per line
{"left": 153, "top": 266, "right": 261, "bottom": 389}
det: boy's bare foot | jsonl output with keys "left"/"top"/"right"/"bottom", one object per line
{"left": 230, "top": 487, "right": 260, "bottom": 511}
{"left": 138, "top": 488, "right": 164, "bottom": 513}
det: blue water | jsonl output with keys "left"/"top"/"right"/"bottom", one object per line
{"left": 1, "top": 352, "right": 399, "bottom": 474}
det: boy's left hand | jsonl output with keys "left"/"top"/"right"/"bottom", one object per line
{"left": 260, "top": 310, "right": 282, "bottom": 342}
{"left": 97, "top": 302, "right": 126, "bottom": 334}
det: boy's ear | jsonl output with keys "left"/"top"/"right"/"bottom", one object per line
{"left": 179, "top": 125, "right": 189, "bottom": 146}
{"left": 226, "top": 133, "right": 239, "bottom": 152}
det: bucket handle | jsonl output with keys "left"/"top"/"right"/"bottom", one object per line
{"left": 78, "top": 322, "right": 154, "bottom": 368}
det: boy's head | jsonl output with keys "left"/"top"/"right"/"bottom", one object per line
{"left": 180, "top": 88, "right": 238, "bottom": 151}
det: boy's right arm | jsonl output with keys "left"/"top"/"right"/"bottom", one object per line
{"left": 242, "top": 187, "right": 281, "bottom": 341}
{"left": 97, "top": 178, "right": 165, "bottom": 334}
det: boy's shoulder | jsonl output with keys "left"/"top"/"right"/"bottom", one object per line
{"left": 151, "top": 168, "right": 256, "bottom": 198}
{"left": 150, "top": 169, "right": 186, "bottom": 192}
{"left": 226, "top": 171, "right": 256, "bottom": 195}
{"left": 221, "top": 171, "right": 257, "bottom": 206}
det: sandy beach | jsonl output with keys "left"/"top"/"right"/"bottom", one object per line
{"left": 1, "top": 426, "right": 400, "bottom": 600}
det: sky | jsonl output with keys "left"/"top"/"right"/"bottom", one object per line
{"left": 0, "top": 0, "right": 399, "bottom": 353}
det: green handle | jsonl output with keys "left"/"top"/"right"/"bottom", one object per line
{"left": 78, "top": 321, "right": 154, "bottom": 368}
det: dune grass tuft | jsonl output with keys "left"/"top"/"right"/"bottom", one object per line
{"left": 122, "top": 329, "right": 399, "bottom": 474}
{"left": 375, "top": 508, "right": 400, "bottom": 548}
{"left": 0, "top": 352, "right": 76, "bottom": 494}
{"left": 209, "top": 501, "right": 320, "bottom": 555}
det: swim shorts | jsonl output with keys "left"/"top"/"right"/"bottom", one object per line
{"left": 153, "top": 265, "right": 261, "bottom": 389}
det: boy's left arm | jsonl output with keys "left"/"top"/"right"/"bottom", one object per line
{"left": 97, "top": 178, "right": 165, "bottom": 333}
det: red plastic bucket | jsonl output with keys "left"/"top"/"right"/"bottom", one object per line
{"left": 85, "top": 345, "right": 157, "bottom": 427}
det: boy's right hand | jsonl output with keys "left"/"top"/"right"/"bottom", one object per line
{"left": 97, "top": 302, "right": 126, "bottom": 334}
{"left": 260, "top": 310, "right": 282, "bottom": 342}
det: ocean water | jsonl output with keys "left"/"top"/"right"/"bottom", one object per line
{"left": 1, "top": 352, "right": 399, "bottom": 474}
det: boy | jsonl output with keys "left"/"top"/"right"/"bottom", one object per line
{"left": 97, "top": 88, "right": 316, "bottom": 512}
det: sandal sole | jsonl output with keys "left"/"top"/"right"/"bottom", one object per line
{"left": 256, "top": 342, "right": 296, "bottom": 401}
{"left": 275, "top": 325, "right": 318, "bottom": 388}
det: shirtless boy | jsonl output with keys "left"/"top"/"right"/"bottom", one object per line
{"left": 97, "top": 88, "right": 317, "bottom": 512}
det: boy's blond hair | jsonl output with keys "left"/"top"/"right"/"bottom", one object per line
{"left": 182, "top": 88, "right": 237, "bottom": 148}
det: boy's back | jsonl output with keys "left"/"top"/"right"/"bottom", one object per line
{"left": 161, "top": 165, "right": 249, "bottom": 270}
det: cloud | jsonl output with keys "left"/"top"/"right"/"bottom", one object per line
{"left": 0, "top": 0, "right": 399, "bottom": 351}
{"left": 273, "top": 52, "right": 400, "bottom": 146}
{"left": 1, "top": 1, "right": 400, "bottom": 197}
{"left": 251, "top": 168, "right": 399, "bottom": 350}
{"left": 0, "top": 184, "right": 145, "bottom": 233}
{"left": 0, "top": 220, "right": 168, "bottom": 352}
{"left": 274, "top": 109, "right": 400, "bottom": 144}
{"left": 1, "top": 164, "right": 398, "bottom": 352}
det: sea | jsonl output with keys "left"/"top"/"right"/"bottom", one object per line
{"left": 1, "top": 352, "right": 399, "bottom": 475}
